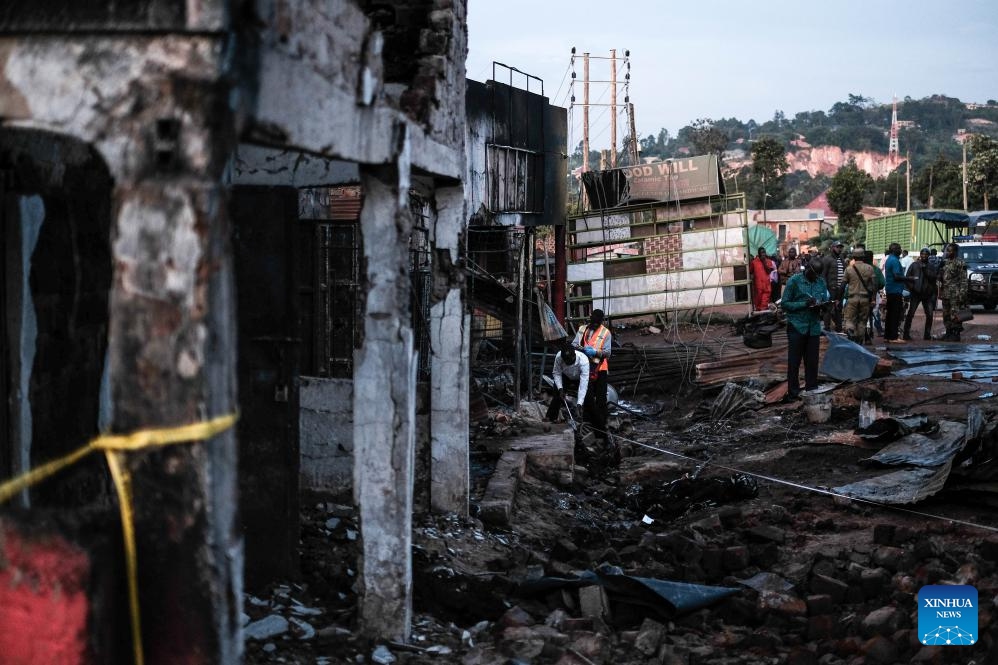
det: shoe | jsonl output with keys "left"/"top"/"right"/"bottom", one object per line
{"left": 902, "top": 334, "right": 912, "bottom": 341}
{"left": 886, "top": 339, "right": 907, "bottom": 344}
{"left": 923, "top": 333, "right": 931, "bottom": 341}
{"left": 781, "top": 393, "right": 801, "bottom": 404}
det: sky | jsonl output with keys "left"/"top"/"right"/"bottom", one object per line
{"left": 467, "top": 0, "right": 998, "bottom": 148}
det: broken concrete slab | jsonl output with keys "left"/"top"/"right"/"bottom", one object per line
{"left": 578, "top": 585, "right": 612, "bottom": 622}
{"left": 479, "top": 452, "right": 527, "bottom": 525}
{"left": 245, "top": 615, "right": 290, "bottom": 641}
{"left": 507, "top": 430, "right": 575, "bottom": 485}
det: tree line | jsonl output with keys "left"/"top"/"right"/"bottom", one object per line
{"left": 568, "top": 93, "right": 998, "bottom": 236}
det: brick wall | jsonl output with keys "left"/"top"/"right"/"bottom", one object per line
{"left": 643, "top": 232, "right": 683, "bottom": 274}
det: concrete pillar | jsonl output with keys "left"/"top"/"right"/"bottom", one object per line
{"left": 354, "top": 156, "right": 417, "bottom": 641}
{"left": 429, "top": 184, "right": 469, "bottom": 514}
{"left": 109, "top": 181, "right": 241, "bottom": 665}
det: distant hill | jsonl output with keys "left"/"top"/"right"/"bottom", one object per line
{"left": 637, "top": 94, "right": 998, "bottom": 172}
{"left": 568, "top": 94, "right": 998, "bottom": 212}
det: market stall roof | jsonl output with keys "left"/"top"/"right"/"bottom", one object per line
{"left": 915, "top": 209, "right": 974, "bottom": 227}
{"left": 917, "top": 209, "right": 998, "bottom": 229}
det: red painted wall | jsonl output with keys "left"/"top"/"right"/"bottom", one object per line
{"left": 0, "top": 520, "right": 92, "bottom": 665}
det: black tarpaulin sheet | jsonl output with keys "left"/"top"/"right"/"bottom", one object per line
{"left": 888, "top": 344, "right": 998, "bottom": 379}
{"left": 520, "top": 567, "right": 739, "bottom": 615}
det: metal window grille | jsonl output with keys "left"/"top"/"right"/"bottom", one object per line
{"left": 486, "top": 144, "right": 544, "bottom": 214}
{"left": 409, "top": 192, "right": 432, "bottom": 380}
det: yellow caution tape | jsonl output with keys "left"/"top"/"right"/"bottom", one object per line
{"left": 0, "top": 412, "right": 238, "bottom": 665}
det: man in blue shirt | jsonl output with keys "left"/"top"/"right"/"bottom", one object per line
{"left": 883, "top": 243, "right": 909, "bottom": 343}
{"left": 781, "top": 260, "right": 829, "bottom": 402}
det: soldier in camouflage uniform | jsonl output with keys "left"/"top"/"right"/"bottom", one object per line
{"left": 939, "top": 242, "right": 968, "bottom": 341}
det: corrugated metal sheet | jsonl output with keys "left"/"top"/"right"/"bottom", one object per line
{"left": 865, "top": 212, "right": 955, "bottom": 253}
{"left": 298, "top": 186, "right": 364, "bottom": 221}
{"left": 833, "top": 462, "right": 953, "bottom": 505}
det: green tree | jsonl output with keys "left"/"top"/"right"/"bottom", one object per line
{"left": 748, "top": 137, "right": 790, "bottom": 209}
{"left": 688, "top": 117, "right": 728, "bottom": 164}
{"left": 828, "top": 160, "right": 874, "bottom": 232}
{"left": 911, "top": 156, "right": 963, "bottom": 209}
{"left": 968, "top": 134, "right": 998, "bottom": 209}
{"left": 868, "top": 169, "right": 907, "bottom": 210}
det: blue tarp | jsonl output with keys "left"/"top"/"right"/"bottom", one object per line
{"left": 820, "top": 332, "right": 878, "bottom": 381}
{"left": 519, "top": 565, "right": 740, "bottom": 616}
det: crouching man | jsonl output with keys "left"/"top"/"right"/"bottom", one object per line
{"left": 545, "top": 339, "right": 590, "bottom": 423}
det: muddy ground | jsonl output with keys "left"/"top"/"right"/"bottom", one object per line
{"left": 245, "top": 308, "right": 998, "bottom": 665}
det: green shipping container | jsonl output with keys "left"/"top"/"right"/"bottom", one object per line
{"left": 864, "top": 212, "right": 955, "bottom": 254}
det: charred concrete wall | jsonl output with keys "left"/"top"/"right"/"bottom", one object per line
{"left": 466, "top": 78, "right": 568, "bottom": 228}
{"left": 300, "top": 377, "right": 354, "bottom": 497}
{"left": 1, "top": 0, "right": 473, "bottom": 650}
{"left": 0, "top": 6, "right": 245, "bottom": 661}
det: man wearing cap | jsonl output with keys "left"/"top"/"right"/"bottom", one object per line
{"left": 903, "top": 248, "right": 938, "bottom": 341}
{"left": 572, "top": 309, "right": 612, "bottom": 446}
{"left": 819, "top": 241, "right": 847, "bottom": 332}
{"left": 843, "top": 248, "right": 876, "bottom": 342}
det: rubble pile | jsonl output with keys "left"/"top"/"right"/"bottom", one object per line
{"left": 249, "top": 373, "right": 998, "bottom": 664}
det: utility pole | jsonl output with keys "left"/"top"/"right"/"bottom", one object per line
{"left": 628, "top": 103, "right": 639, "bottom": 165}
{"left": 963, "top": 139, "right": 969, "bottom": 211}
{"left": 762, "top": 173, "right": 768, "bottom": 223}
{"left": 610, "top": 48, "right": 617, "bottom": 168}
{"left": 582, "top": 52, "right": 590, "bottom": 176}
{"left": 906, "top": 150, "right": 911, "bottom": 212}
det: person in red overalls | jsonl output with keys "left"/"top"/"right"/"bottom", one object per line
{"left": 573, "top": 309, "right": 612, "bottom": 448}
{"left": 750, "top": 247, "right": 777, "bottom": 311}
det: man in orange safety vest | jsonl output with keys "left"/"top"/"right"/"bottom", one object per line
{"left": 572, "top": 309, "right": 612, "bottom": 447}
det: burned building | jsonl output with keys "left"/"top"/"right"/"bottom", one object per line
{"left": 0, "top": 0, "right": 472, "bottom": 660}
{"left": 465, "top": 70, "right": 568, "bottom": 406}
{"left": 571, "top": 157, "right": 750, "bottom": 322}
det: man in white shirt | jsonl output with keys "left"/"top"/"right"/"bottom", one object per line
{"left": 544, "top": 340, "right": 590, "bottom": 422}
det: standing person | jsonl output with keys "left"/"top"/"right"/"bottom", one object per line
{"left": 929, "top": 248, "right": 943, "bottom": 274}
{"left": 771, "top": 251, "right": 784, "bottom": 302}
{"left": 866, "top": 249, "right": 886, "bottom": 339}
{"left": 778, "top": 246, "right": 803, "bottom": 299}
{"left": 819, "top": 240, "right": 847, "bottom": 332}
{"left": 900, "top": 249, "right": 914, "bottom": 272}
{"left": 573, "top": 309, "right": 612, "bottom": 444}
{"left": 939, "top": 243, "right": 969, "bottom": 341}
{"left": 750, "top": 248, "right": 777, "bottom": 311}
{"left": 545, "top": 340, "right": 590, "bottom": 423}
{"left": 842, "top": 248, "right": 876, "bottom": 343}
{"left": 782, "top": 260, "right": 829, "bottom": 402}
{"left": 903, "top": 248, "right": 938, "bottom": 341}
{"left": 883, "top": 243, "right": 909, "bottom": 343}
